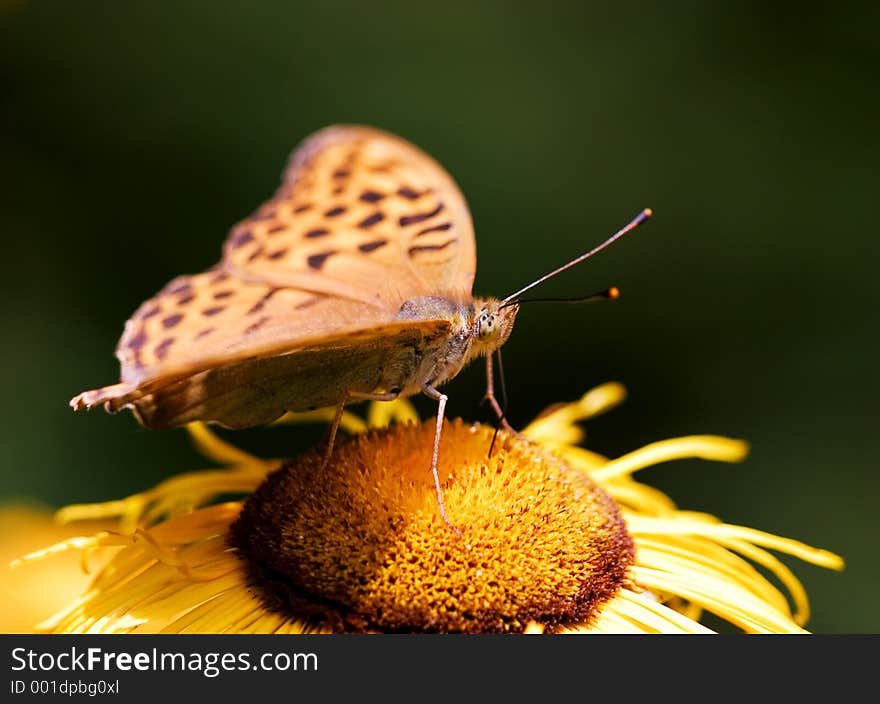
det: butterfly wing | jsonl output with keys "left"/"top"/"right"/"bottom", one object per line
{"left": 74, "top": 316, "right": 452, "bottom": 430}
{"left": 71, "top": 126, "right": 476, "bottom": 429}
{"left": 223, "top": 125, "right": 476, "bottom": 301}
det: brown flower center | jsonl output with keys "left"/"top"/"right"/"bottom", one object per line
{"left": 231, "top": 419, "right": 634, "bottom": 633}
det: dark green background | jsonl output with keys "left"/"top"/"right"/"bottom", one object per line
{"left": 2, "top": 2, "right": 876, "bottom": 632}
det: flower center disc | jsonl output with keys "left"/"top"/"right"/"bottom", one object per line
{"left": 231, "top": 420, "right": 634, "bottom": 633}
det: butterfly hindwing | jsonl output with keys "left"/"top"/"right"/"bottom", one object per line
{"left": 112, "top": 320, "right": 453, "bottom": 429}
{"left": 114, "top": 270, "right": 393, "bottom": 387}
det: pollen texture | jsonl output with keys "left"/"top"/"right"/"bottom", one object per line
{"left": 231, "top": 420, "right": 634, "bottom": 633}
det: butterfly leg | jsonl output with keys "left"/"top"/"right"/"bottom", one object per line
{"left": 321, "top": 399, "right": 348, "bottom": 470}
{"left": 483, "top": 353, "right": 516, "bottom": 433}
{"left": 321, "top": 390, "right": 402, "bottom": 470}
{"left": 421, "top": 384, "right": 462, "bottom": 535}
{"left": 484, "top": 353, "right": 530, "bottom": 458}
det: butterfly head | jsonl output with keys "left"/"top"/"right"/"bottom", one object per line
{"left": 471, "top": 298, "right": 519, "bottom": 355}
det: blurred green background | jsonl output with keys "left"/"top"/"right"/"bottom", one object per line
{"left": 1, "top": 2, "right": 876, "bottom": 632}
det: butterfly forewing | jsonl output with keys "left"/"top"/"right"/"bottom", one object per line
{"left": 223, "top": 125, "right": 476, "bottom": 300}
{"left": 72, "top": 125, "right": 478, "bottom": 429}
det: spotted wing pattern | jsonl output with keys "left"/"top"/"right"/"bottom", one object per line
{"left": 71, "top": 126, "right": 476, "bottom": 428}
{"left": 223, "top": 125, "right": 475, "bottom": 302}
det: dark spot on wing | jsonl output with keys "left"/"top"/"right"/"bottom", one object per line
{"left": 333, "top": 169, "right": 350, "bottom": 179}
{"left": 140, "top": 306, "right": 161, "bottom": 320}
{"left": 244, "top": 315, "right": 271, "bottom": 335}
{"left": 267, "top": 224, "right": 286, "bottom": 235}
{"left": 307, "top": 251, "right": 336, "bottom": 270}
{"left": 230, "top": 230, "right": 254, "bottom": 249}
{"left": 154, "top": 337, "right": 175, "bottom": 361}
{"left": 400, "top": 203, "right": 444, "bottom": 226}
{"left": 162, "top": 313, "right": 183, "bottom": 329}
{"left": 408, "top": 239, "right": 457, "bottom": 257}
{"left": 166, "top": 279, "right": 192, "bottom": 295}
{"left": 358, "top": 212, "right": 385, "bottom": 229}
{"left": 177, "top": 294, "right": 195, "bottom": 305}
{"left": 126, "top": 329, "right": 148, "bottom": 352}
{"left": 213, "top": 289, "right": 235, "bottom": 299}
{"left": 210, "top": 271, "right": 230, "bottom": 285}
{"left": 202, "top": 306, "right": 226, "bottom": 317}
{"left": 370, "top": 161, "right": 397, "bottom": 174}
{"left": 194, "top": 327, "right": 215, "bottom": 341}
{"left": 305, "top": 228, "right": 330, "bottom": 239}
{"left": 358, "top": 239, "right": 388, "bottom": 253}
{"left": 397, "top": 187, "right": 421, "bottom": 200}
{"left": 360, "top": 190, "right": 384, "bottom": 203}
{"left": 324, "top": 206, "right": 346, "bottom": 218}
{"left": 295, "top": 296, "right": 324, "bottom": 310}
{"left": 250, "top": 209, "right": 276, "bottom": 221}
{"left": 293, "top": 204, "right": 312, "bottom": 213}
{"left": 267, "top": 249, "right": 288, "bottom": 260}
{"left": 415, "top": 222, "right": 452, "bottom": 237}
{"left": 247, "top": 287, "right": 280, "bottom": 315}
{"left": 246, "top": 246, "right": 264, "bottom": 263}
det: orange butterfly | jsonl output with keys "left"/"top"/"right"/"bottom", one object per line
{"left": 71, "top": 125, "right": 650, "bottom": 528}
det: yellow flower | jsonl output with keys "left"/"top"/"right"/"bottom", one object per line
{"left": 0, "top": 505, "right": 116, "bottom": 633}
{"left": 14, "top": 383, "right": 843, "bottom": 634}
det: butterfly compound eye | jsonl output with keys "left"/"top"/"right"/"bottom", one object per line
{"left": 477, "top": 311, "right": 498, "bottom": 340}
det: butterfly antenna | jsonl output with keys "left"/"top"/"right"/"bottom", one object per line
{"left": 507, "top": 286, "right": 620, "bottom": 307}
{"left": 500, "top": 208, "right": 652, "bottom": 305}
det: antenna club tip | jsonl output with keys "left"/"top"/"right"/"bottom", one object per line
{"left": 643, "top": 207, "right": 653, "bottom": 218}
{"left": 607, "top": 286, "right": 620, "bottom": 299}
